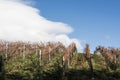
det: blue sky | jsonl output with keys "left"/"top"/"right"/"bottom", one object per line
{"left": 33, "top": 0, "right": 120, "bottom": 52}
{"left": 0, "top": 0, "right": 119, "bottom": 52}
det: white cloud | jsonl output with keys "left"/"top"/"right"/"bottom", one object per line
{"left": 0, "top": 0, "right": 83, "bottom": 52}
{"left": 55, "top": 35, "right": 82, "bottom": 51}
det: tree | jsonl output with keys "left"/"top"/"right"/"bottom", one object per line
{"left": 84, "top": 44, "right": 94, "bottom": 78}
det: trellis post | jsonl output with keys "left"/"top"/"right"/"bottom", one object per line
{"left": 62, "top": 56, "right": 66, "bottom": 80}
{"left": 48, "top": 47, "right": 51, "bottom": 61}
{"left": 39, "top": 50, "right": 42, "bottom": 65}
{"left": 68, "top": 57, "right": 70, "bottom": 67}
{"left": 35, "top": 45, "right": 38, "bottom": 56}
{"left": 22, "top": 45, "right": 26, "bottom": 60}
{"left": 5, "top": 43, "right": 8, "bottom": 60}
{"left": 62, "top": 56, "right": 65, "bottom": 66}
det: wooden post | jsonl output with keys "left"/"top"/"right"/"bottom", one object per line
{"left": 39, "top": 50, "right": 42, "bottom": 65}
{"left": 22, "top": 45, "right": 26, "bottom": 60}
{"left": 62, "top": 56, "right": 65, "bottom": 66}
{"left": 35, "top": 45, "right": 38, "bottom": 56}
{"left": 114, "top": 55, "right": 117, "bottom": 64}
{"left": 68, "top": 57, "right": 70, "bottom": 67}
{"left": 49, "top": 53, "right": 51, "bottom": 61}
{"left": 48, "top": 47, "right": 51, "bottom": 61}
{"left": 62, "top": 56, "right": 66, "bottom": 80}
{"left": 23, "top": 52, "right": 25, "bottom": 60}
{"left": 5, "top": 43, "right": 8, "bottom": 60}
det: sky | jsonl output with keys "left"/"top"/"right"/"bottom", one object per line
{"left": 0, "top": 0, "right": 120, "bottom": 52}
{"left": 33, "top": 0, "right": 120, "bottom": 52}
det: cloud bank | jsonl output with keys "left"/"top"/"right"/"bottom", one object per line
{"left": 0, "top": 0, "right": 82, "bottom": 52}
